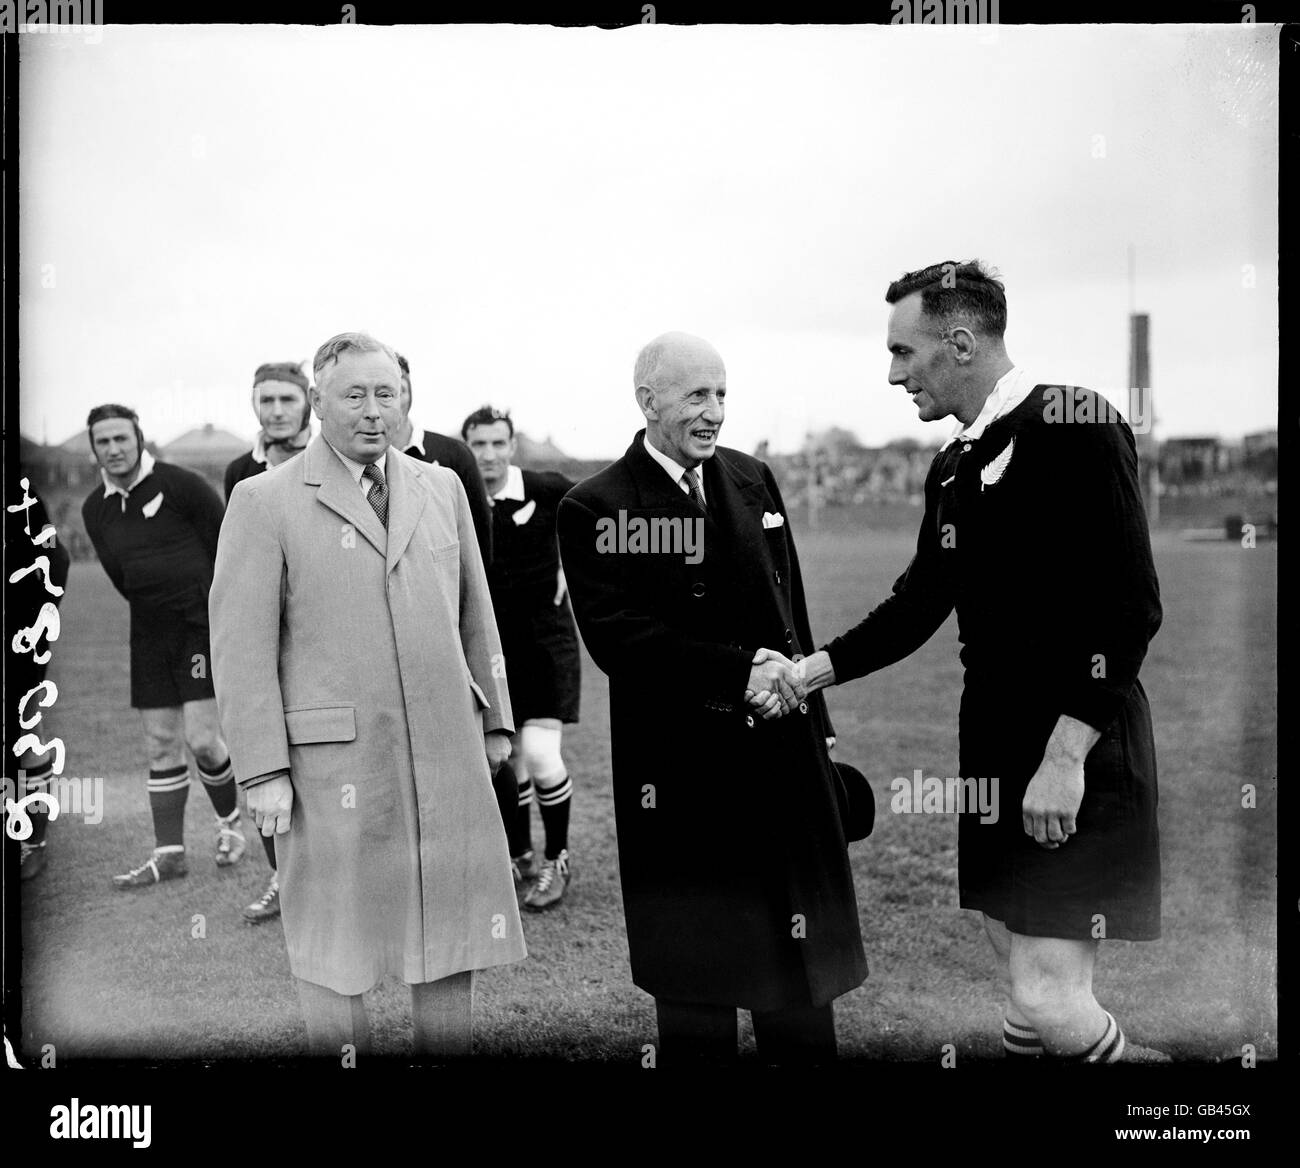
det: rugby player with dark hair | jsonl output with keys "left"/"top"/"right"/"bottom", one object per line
{"left": 462, "top": 405, "right": 581, "bottom": 910}
{"left": 797, "top": 260, "right": 1167, "bottom": 1062}
{"left": 221, "top": 361, "right": 315, "bottom": 923}
{"left": 81, "top": 404, "right": 248, "bottom": 892}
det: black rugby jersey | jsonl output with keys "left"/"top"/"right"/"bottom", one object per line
{"left": 82, "top": 460, "right": 224, "bottom": 624}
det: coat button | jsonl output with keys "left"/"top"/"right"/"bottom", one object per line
{"left": 798, "top": 701, "right": 809, "bottom": 715}
{"left": 691, "top": 582, "right": 706, "bottom": 598}
{"left": 963, "top": 443, "right": 972, "bottom": 453}
{"left": 745, "top": 714, "right": 755, "bottom": 728}
{"left": 784, "top": 628, "right": 793, "bottom": 644}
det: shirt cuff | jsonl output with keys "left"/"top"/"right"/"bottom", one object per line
{"left": 1059, "top": 688, "right": 1124, "bottom": 735}
{"left": 239, "top": 770, "right": 288, "bottom": 790}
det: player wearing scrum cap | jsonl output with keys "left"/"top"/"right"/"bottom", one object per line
{"left": 221, "top": 361, "right": 315, "bottom": 923}
{"left": 81, "top": 404, "right": 248, "bottom": 893}
{"left": 224, "top": 362, "right": 313, "bottom": 499}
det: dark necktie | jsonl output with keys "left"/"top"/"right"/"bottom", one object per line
{"left": 363, "top": 462, "right": 389, "bottom": 528}
{"left": 682, "top": 467, "right": 707, "bottom": 512}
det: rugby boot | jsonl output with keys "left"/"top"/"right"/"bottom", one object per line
{"left": 243, "top": 872, "right": 281, "bottom": 924}
{"left": 523, "top": 849, "right": 571, "bottom": 911}
{"left": 114, "top": 847, "right": 188, "bottom": 888}
{"left": 215, "top": 808, "right": 247, "bottom": 867}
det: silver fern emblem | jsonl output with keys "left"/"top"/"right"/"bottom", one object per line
{"left": 979, "top": 437, "right": 1015, "bottom": 491}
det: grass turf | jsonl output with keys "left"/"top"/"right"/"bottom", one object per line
{"left": 14, "top": 525, "right": 1276, "bottom": 1063}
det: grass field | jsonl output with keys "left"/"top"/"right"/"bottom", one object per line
{"left": 14, "top": 522, "right": 1277, "bottom": 1064}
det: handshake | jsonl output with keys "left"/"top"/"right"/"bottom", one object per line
{"left": 745, "top": 647, "right": 817, "bottom": 720}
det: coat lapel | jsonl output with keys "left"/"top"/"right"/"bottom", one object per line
{"left": 304, "top": 435, "right": 387, "bottom": 557}
{"left": 703, "top": 450, "right": 767, "bottom": 554}
{"left": 625, "top": 431, "right": 728, "bottom": 552}
{"left": 384, "top": 451, "right": 428, "bottom": 574}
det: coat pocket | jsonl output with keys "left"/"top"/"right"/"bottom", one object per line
{"left": 284, "top": 704, "right": 358, "bottom": 745}
{"left": 468, "top": 679, "right": 491, "bottom": 711}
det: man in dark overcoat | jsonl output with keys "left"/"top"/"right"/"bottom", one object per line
{"left": 558, "top": 331, "right": 866, "bottom": 1066}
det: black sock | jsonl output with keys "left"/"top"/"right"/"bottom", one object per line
{"left": 21, "top": 760, "right": 55, "bottom": 846}
{"left": 260, "top": 832, "right": 277, "bottom": 870}
{"left": 147, "top": 764, "right": 190, "bottom": 848}
{"left": 197, "top": 755, "right": 237, "bottom": 818}
{"left": 535, "top": 774, "right": 572, "bottom": 859}
{"left": 491, "top": 761, "right": 517, "bottom": 849}
{"left": 513, "top": 777, "right": 534, "bottom": 858}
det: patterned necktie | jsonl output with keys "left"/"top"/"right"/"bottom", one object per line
{"left": 362, "top": 462, "right": 389, "bottom": 528}
{"left": 682, "top": 467, "right": 707, "bottom": 512}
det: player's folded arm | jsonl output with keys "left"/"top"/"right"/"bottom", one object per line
{"left": 80, "top": 502, "right": 130, "bottom": 600}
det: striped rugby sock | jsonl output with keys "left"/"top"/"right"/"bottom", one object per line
{"left": 513, "top": 778, "right": 534, "bottom": 858}
{"left": 147, "top": 763, "right": 191, "bottom": 848}
{"left": 535, "top": 773, "right": 572, "bottom": 860}
{"left": 197, "top": 755, "right": 237, "bottom": 818}
{"left": 21, "top": 759, "right": 55, "bottom": 846}
{"left": 1003, "top": 1017, "right": 1044, "bottom": 1058}
{"left": 1060, "top": 1010, "right": 1126, "bottom": 1064}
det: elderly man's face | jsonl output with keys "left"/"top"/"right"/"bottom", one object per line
{"left": 887, "top": 292, "right": 962, "bottom": 423}
{"left": 311, "top": 350, "right": 402, "bottom": 464}
{"left": 90, "top": 418, "right": 140, "bottom": 481}
{"left": 255, "top": 380, "right": 308, "bottom": 440}
{"left": 642, "top": 342, "right": 726, "bottom": 469}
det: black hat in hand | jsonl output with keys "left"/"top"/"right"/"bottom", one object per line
{"left": 832, "top": 761, "right": 875, "bottom": 842}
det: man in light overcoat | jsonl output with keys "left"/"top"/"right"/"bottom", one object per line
{"left": 210, "top": 331, "right": 525, "bottom": 1059}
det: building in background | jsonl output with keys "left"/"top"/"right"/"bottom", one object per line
{"left": 158, "top": 424, "right": 248, "bottom": 497}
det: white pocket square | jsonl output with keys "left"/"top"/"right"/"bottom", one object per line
{"left": 511, "top": 499, "right": 537, "bottom": 526}
{"left": 761, "top": 511, "right": 785, "bottom": 530}
{"left": 141, "top": 492, "right": 164, "bottom": 518}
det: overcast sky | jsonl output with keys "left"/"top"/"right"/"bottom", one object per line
{"left": 19, "top": 22, "right": 1277, "bottom": 458}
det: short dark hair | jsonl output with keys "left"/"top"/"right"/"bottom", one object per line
{"left": 87, "top": 403, "right": 144, "bottom": 448}
{"left": 461, "top": 405, "right": 514, "bottom": 441}
{"left": 885, "top": 260, "right": 1007, "bottom": 338}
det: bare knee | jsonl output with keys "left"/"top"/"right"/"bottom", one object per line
{"left": 520, "top": 722, "right": 565, "bottom": 787}
{"left": 188, "top": 735, "right": 227, "bottom": 771}
{"left": 183, "top": 703, "right": 227, "bottom": 770}
{"left": 1009, "top": 938, "right": 1095, "bottom": 1026}
{"left": 140, "top": 710, "right": 184, "bottom": 769}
